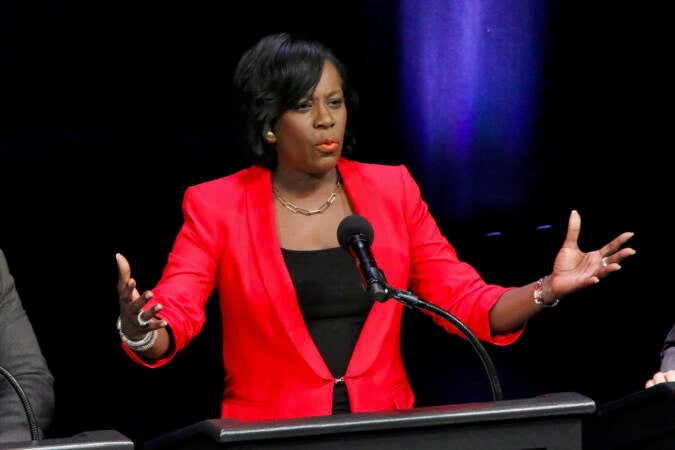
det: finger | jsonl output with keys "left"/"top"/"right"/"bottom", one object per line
{"left": 652, "top": 372, "right": 667, "bottom": 385}
{"left": 117, "top": 253, "right": 144, "bottom": 304}
{"left": 598, "top": 232, "right": 635, "bottom": 257}
{"left": 611, "top": 247, "right": 637, "bottom": 264}
{"left": 136, "top": 291, "right": 155, "bottom": 311}
{"left": 138, "top": 302, "right": 161, "bottom": 324}
{"left": 561, "top": 210, "right": 581, "bottom": 249}
{"left": 116, "top": 253, "right": 131, "bottom": 290}
{"left": 118, "top": 275, "right": 139, "bottom": 301}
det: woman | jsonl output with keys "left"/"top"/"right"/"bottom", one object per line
{"left": 115, "top": 32, "right": 635, "bottom": 421}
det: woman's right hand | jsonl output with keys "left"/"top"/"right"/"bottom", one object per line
{"left": 116, "top": 253, "right": 166, "bottom": 343}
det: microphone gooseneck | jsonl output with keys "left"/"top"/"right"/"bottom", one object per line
{"left": 336, "top": 214, "right": 503, "bottom": 401}
{"left": 0, "top": 364, "right": 42, "bottom": 440}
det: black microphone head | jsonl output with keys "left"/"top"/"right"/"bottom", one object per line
{"left": 337, "top": 214, "right": 374, "bottom": 249}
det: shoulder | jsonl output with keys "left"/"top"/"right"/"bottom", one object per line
{"left": 183, "top": 166, "right": 267, "bottom": 205}
{"left": 338, "top": 158, "right": 418, "bottom": 195}
{"left": 0, "top": 248, "right": 7, "bottom": 272}
{"left": 188, "top": 166, "right": 265, "bottom": 194}
{"left": 0, "top": 248, "right": 13, "bottom": 292}
{"left": 338, "top": 158, "right": 414, "bottom": 182}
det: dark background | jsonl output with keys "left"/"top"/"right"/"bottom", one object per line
{"left": 0, "top": 0, "right": 670, "bottom": 445}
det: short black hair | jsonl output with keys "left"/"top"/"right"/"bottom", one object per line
{"left": 231, "top": 32, "right": 359, "bottom": 169}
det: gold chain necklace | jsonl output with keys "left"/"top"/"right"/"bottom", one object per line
{"left": 273, "top": 178, "right": 342, "bottom": 216}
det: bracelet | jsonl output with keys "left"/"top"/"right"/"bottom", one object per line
{"left": 116, "top": 316, "right": 158, "bottom": 352}
{"left": 533, "top": 277, "right": 560, "bottom": 308}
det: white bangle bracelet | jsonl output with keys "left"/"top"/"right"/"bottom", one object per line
{"left": 116, "top": 316, "right": 158, "bottom": 352}
{"left": 533, "top": 277, "right": 560, "bottom": 308}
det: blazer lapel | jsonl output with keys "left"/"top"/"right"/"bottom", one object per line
{"left": 337, "top": 159, "right": 401, "bottom": 377}
{"left": 245, "top": 167, "right": 332, "bottom": 379}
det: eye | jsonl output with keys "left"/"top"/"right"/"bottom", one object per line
{"left": 294, "top": 100, "right": 312, "bottom": 112}
{"left": 328, "top": 97, "right": 344, "bottom": 109}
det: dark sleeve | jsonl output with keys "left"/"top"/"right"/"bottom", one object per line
{"left": 660, "top": 323, "right": 675, "bottom": 372}
{"left": 0, "top": 249, "right": 55, "bottom": 442}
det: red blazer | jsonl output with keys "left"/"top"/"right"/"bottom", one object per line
{"left": 125, "top": 158, "right": 523, "bottom": 421}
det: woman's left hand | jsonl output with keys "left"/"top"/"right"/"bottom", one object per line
{"left": 549, "top": 210, "right": 635, "bottom": 299}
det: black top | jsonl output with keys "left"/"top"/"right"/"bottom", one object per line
{"left": 282, "top": 247, "right": 372, "bottom": 414}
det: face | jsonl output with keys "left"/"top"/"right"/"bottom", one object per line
{"left": 271, "top": 61, "right": 347, "bottom": 176}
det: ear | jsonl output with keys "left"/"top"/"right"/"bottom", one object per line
{"left": 264, "top": 130, "right": 277, "bottom": 143}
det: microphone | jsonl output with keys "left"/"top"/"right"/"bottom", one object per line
{"left": 337, "top": 214, "right": 389, "bottom": 302}
{"left": 337, "top": 214, "right": 504, "bottom": 401}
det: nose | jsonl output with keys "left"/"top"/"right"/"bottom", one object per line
{"left": 314, "top": 103, "right": 335, "bottom": 129}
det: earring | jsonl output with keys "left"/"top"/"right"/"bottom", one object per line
{"left": 265, "top": 130, "right": 276, "bottom": 141}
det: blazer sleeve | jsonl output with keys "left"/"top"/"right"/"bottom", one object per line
{"left": 397, "top": 165, "right": 522, "bottom": 345}
{"left": 0, "top": 249, "right": 55, "bottom": 441}
{"left": 660, "top": 323, "right": 675, "bottom": 372}
{"left": 122, "top": 184, "right": 223, "bottom": 368}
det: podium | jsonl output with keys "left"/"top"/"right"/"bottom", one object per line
{"left": 143, "top": 392, "right": 594, "bottom": 450}
{"left": 0, "top": 430, "right": 134, "bottom": 450}
{"left": 584, "top": 382, "right": 675, "bottom": 450}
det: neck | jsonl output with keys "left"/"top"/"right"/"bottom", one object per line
{"left": 272, "top": 170, "right": 342, "bottom": 216}
{"left": 272, "top": 168, "right": 339, "bottom": 194}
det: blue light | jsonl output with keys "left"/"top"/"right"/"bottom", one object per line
{"left": 398, "top": 0, "right": 549, "bottom": 221}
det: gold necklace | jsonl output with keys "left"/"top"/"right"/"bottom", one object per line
{"left": 273, "top": 177, "right": 342, "bottom": 216}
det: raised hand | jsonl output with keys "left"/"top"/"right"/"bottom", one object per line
{"left": 549, "top": 210, "right": 636, "bottom": 299}
{"left": 116, "top": 253, "right": 165, "bottom": 341}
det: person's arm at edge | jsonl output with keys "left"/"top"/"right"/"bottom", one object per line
{"left": 645, "top": 324, "right": 675, "bottom": 388}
